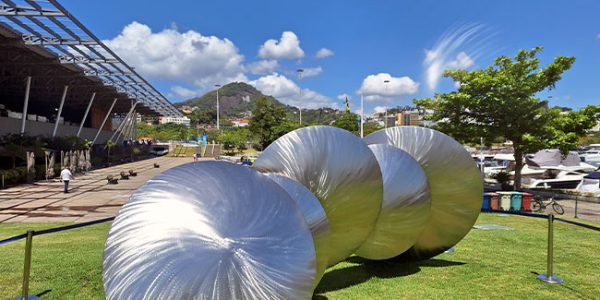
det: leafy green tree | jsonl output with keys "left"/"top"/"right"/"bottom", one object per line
{"left": 271, "top": 121, "right": 303, "bottom": 142}
{"left": 332, "top": 112, "right": 359, "bottom": 134}
{"left": 249, "top": 97, "right": 286, "bottom": 149}
{"left": 219, "top": 128, "right": 250, "bottom": 155}
{"left": 413, "top": 46, "right": 597, "bottom": 189}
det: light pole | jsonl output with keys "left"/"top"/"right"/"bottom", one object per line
{"left": 383, "top": 79, "right": 390, "bottom": 128}
{"left": 297, "top": 69, "right": 304, "bottom": 125}
{"left": 360, "top": 93, "right": 364, "bottom": 138}
{"left": 215, "top": 84, "right": 221, "bottom": 130}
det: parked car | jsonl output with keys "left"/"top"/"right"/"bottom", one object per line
{"left": 150, "top": 146, "right": 169, "bottom": 156}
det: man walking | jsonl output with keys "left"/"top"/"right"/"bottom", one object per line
{"left": 60, "top": 167, "right": 73, "bottom": 193}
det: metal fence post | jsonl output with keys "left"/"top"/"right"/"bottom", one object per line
{"left": 574, "top": 198, "right": 578, "bottom": 219}
{"left": 536, "top": 214, "right": 563, "bottom": 284}
{"left": 15, "top": 230, "right": 41, "bottom": 300}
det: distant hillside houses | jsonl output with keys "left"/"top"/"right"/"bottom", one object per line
{"left": 160, "top": 116, "right": 191, "bottom": 128}
{"left": 227, "top": 118, "right": 250, "bottom": 127}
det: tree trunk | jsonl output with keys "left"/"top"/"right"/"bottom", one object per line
{"left": 513, "top": 148, "right": 523, "bottom": 191}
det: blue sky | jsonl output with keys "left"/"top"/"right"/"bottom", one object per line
{"left": 62, "top": 0, "right": 600, "bottom": 113}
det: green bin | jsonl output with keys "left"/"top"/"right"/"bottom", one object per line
{"left": 510, "top": 192, "right": 522, "bottom": 211}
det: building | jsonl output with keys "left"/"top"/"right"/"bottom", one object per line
{"left": 160, "top": 116, "right": 191, "bottom": 127}
{"left": 396, "top": 111, "right": 420, "bottom": 126}
{"left": 0, "top": 2, "right": 182, "bottom": 144}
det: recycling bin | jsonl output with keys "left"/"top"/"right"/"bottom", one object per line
{"left": 497, "top": 192, "right": 512, "bottom": 211}
{"left": 510, "top": 192, "right": 522, "bottom": 211}
{"left": 489, "top": 193, "right": 500, "bottom": 210}
{"left": 482, "top": 193, "right": 491, "bottom": 210}
{"left": 521, "top": 192, "right": 533, "bottom": 211}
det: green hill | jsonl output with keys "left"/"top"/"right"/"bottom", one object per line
{"left": 175, "top": 82, "right": 342, "bottom": 125}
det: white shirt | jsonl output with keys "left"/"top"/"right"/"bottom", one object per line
{"left": 60, "top": 169, "right": 73, "bottom": 181}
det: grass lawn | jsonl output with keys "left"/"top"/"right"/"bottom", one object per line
{"left": 1, "top": 214, "right": 599, "bottom": 299}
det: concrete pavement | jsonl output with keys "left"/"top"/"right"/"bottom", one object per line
{"left": 0, "top": 156, "right": 201, "bottom": 223}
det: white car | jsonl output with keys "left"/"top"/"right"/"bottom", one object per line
{"left": 150, "top": 146, "right": 169, "bottom": 156}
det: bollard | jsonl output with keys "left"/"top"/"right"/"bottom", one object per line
{"left": 536, "top": 214, "right": 563, "bottom": 284}
{"left": 14, "top": 230, "right": 40, "bottom": 300}
{"left": 574, "top": 198, "right": 578, "bottom": 219}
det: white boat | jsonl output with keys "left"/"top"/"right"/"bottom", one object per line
{"left": 579, "top": 150, "right": 600, "bottom": 168}
{"left": 522, "top": 168, "right": 589, "bottom": 189}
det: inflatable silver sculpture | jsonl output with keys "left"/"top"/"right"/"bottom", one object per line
{"left": 263, "top": 174, "right": 330, "bottom": 285}
{"left": 253, "top": 126, "right": 383, "bottom": 266}
{"left": 103, "top": 162, "right": 316, "bottom": 300}
{"left": 103, "top": 125, "right": 482, "bottom": 299}
{"left": 364, "top": 126, "right": 483, "bottom": 260}
{"left": 355, "top": 144, "right": 431, "bottom": 260}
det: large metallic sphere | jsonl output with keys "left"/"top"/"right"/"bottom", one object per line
{"left": 103, "top": 162, "right": 316, "bottom": 300}
{"left": 355, "top": 144, "right": 431, "bottom": 260}
{"left": 263, "top": 174, "right": 330, "bottom": 286}
{"left": 253, "top": 126, "right": 383, "bottom": 266}
{"left": 364, "top": 126, "right": 483, "bottom": 260}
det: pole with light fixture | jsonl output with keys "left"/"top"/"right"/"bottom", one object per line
{"left": 296, "top": 69, "right": 304, "bottom": 125}
{"left": 215, "top": 84, "right": 221, "bottom": 130}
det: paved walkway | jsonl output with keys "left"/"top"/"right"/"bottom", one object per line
{"left": 0, "top": 156, "right": 200, "bottom": 223}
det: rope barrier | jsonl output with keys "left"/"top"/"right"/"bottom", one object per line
{"left": 0, "top": 216, "right": 114, "bottom": 246}
{"left": 481, "top": 209, "right": 600, "bottom": 232}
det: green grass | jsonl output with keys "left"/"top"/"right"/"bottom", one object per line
{"left": 1, "top": 214, "right": 599, "bottom": 299}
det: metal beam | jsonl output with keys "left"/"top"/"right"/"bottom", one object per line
{"left": 20, "top": 76, "right": 31, "bottom": 134}
{"left": 109, "top": 102, "right": 138, "bottom": 142}
{"left": 0, "top": 4, "right": 64, "bottom": 16}
{"left": 52, "top": 85, "right": 69, "bottom": 137}
{"left": 76, "top": 92, "right": 95, "bottom": 137}
{"left": 92, "top": 98, "right": 117, "bottom": 145}
{"left": 22, "top": 34, "right": 97, "bottom": 46}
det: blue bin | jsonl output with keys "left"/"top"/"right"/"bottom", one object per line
{"left": 482, "top": 193, "right": 491, "bottom": 210}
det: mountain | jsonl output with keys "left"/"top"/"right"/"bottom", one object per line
{"left": 175, "top": 82, "right": 285, "bottom": 117}
{"left": 175, "top": 82, "right": 343, "bottom": 124}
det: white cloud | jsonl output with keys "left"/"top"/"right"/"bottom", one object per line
{"left": 104, "top": 22, "right": 247, "bottom": 90}
{"left": 247, "top": 60, "right": 279, "bottom": 75}
{"left": 258, "top": 31, "right": 305, "bottom": 60}
{"left": 357, "top": 73, "right": 419, "bottom": 102}
{"left": 249, "top": 73, "right": 336, "bottom": 109}
{"left": 372, "top": 106, "right": 387, "bottom": 114}
{"left": 315, "top": 48, "right": 334, "bottom": 59}
{"left": 424, "top": 24, "right": 489, "bottom": 91}
{"left": 300, "top": 66, "right": 323, "bottom": 78}
{"left": 447, "top": 52, "right": 474, "bottom": 69}
{"left": 171, "top": 86, "right": 198, "bottom": 99}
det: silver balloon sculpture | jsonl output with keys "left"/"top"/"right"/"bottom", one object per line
{"left": 364, "top": 126, "right": 483, "bottom": 260}
{"left": 253, "top": 126, "right": 384, "bottom": 266}
{"left": 262, "top": 174, "right": 330, "bottom": 286}
{"left": 355, "top": 144, "right": 431, "bottom": 260}
{"left": 104, "top": 125, "right": 483, "bottom": 299}
{"left": 103, "top": 162, "right": 316, "bottom": 300}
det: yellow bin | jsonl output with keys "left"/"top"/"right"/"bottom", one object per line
{"left": 497, "top": 192, "right": 512, "bottom": 211}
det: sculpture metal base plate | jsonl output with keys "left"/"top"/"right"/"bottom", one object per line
{"left": 536, "top": 274, "right": 564, "bottom": 284}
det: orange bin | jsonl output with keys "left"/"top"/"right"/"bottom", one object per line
{"left": 521, "top": 192, "right": 533, "bottom": 212}
{"left": 489, "top": 193, "right": 499, "bottom": 210}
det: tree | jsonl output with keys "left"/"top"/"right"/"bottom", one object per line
{"left": 414, "top": 47, "right": 599, "bottom": 189}
{"left": 220, "top": 128, "right": 250, "bottom": 155}
{"left": 332, "top": 112, "right": 359, "bottom": 134}
{"left": 249, "top": 97, "right": 286, "bottom": 149}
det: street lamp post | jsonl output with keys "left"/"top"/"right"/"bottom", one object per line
{"left": 360, "top": 93, "right": 364, "bottom": 138}
{"left": 297, "top": 69, "right": 304, "bottom": 125}
{"left": 383, "top": 79, "right": 390, "bottom": 128}
{"left": 215, "top": 84, "right": 221, "bottom": 130}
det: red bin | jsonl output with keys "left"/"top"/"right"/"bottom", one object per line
{"left": 489, "top": 193, "right": 499, "bottom": 210}
{"left": 521, "top": 192, "right": 533, "bottom": 212}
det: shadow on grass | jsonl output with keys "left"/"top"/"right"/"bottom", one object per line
{"left": 314, "top": 257, "right": 466, "bottom": 297}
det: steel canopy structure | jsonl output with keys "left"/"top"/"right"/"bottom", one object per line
{"left": 0, "top": 0, "right": 182, "bottom": 125}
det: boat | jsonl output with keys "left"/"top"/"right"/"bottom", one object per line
{"left": 579, "top": 150, "right": 600, "bottom": 168}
